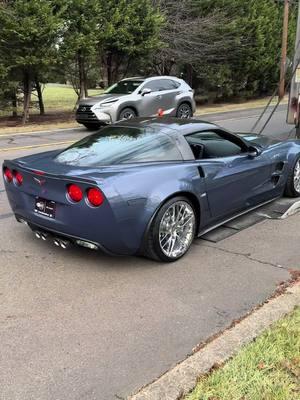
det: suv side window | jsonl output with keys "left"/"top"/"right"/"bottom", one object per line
{"left": 142, "top": 79, "right": 180, "bottom": 92}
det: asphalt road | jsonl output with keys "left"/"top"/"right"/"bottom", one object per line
{"left": 0, "top": 105, "right": 299, "bottom": 400}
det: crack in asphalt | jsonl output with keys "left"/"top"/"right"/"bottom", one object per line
{"left": 199, "top": 242, "right": 288, "bottom": 271}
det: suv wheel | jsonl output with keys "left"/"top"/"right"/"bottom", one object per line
{"left": 176, "top": 103, "right": 192, "bottom": 119}
{"left": 118, "top": 108, "right": 137, "bottom": 120}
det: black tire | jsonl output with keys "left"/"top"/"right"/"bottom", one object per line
{"left": 83, "top": 123, "right": 101, "bottom": 131}
{"left": 176, "top": 103, "right": 193, "bottom": 119}
{"left": 144, "top": 196, "right": 196, "bottom": 262}
{"left": 284, "top": 155, "right": 300, "bottom": 197}
{"left": 118, "top": 107, "right": 137, "bottom": 121}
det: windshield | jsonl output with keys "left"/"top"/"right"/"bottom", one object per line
{"left": 55, "top": 126, "right": 182, "bottom": 166}
{"left": 105, "top": 80, "right": 143, "bottom": 94}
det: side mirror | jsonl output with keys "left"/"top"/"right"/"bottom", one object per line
{"left": 141, "top": 88, "right": 152, "bottom": 96}
{"left": 248, "top": 145, "right": 262, "bottom": 158}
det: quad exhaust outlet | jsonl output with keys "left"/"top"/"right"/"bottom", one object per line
{"left": 34, "top": 230, "right": 70, "bottom": 249}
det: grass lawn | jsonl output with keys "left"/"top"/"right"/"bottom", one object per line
{"left": 186, "top": 307, "right": 300, "bottom": 400}
{"left": 40, "top": 84, "right": 104, "bottom": 112}
{"left": 0, "top": 84, "right": 104, "bottom": 117}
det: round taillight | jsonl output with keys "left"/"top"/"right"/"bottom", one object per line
{"left": 87, "top": 187, "right": 104, "bottom": 207}
{"left": 3, "top": 167, "right": 13, "bottom": 183}
{"left": 67, "top": 184, "right": 83, "bottom": 202}
{"left": 14, "top": 170, "right": 23, "bottom": 186}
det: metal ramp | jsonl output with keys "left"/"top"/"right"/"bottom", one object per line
{"left": 201, "top": 198, "right": 300, "bottom": 243}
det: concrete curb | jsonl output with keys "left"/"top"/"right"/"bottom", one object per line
{"left": 129, "top": 282, "right": 300, "bottom": 400}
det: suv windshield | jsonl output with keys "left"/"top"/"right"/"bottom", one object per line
{"left": 105, "top": 80, "right": 143, "bottom": 94}
{"left": 55, "top": 126, "right": 182, "bottom": 166}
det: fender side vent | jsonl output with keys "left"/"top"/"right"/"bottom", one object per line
{"left": 197, "top": 166, "right": 205, "bottom": 177}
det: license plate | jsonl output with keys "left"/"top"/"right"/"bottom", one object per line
{"left": 35, "top": 197, "right": 56, "bottom": 219}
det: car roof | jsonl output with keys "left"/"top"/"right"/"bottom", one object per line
{"left": 120, "top": 76, "right": 183, "bottom": 83}
{"left": 121, "top": 77, "right": 145, "bottom": 81}
{"left": 113, "top": 117, "right": 219, "bottom": 136}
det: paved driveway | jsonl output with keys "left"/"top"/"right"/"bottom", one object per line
{"left": 0, "top": 106, "right": 299, "bottom": 400}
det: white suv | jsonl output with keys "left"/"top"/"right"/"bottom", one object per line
{"left": 76, "top": 76, "right": 196, "bottom": 129}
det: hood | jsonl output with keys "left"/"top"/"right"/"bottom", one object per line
{"left": 78, "top": 93, "right": 128, "bottom": 106}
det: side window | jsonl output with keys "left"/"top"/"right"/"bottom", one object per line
{"left": 169, "top": 80, "right": 181, "bottom": 89}
{"left": 186, "top": 131, "right": 244, "bottom": 159}
{"left": 142, "top": 79, "right": 180, "bottom": 92}
{"left": 142, "top": 80, "right": 163, "bottom": 92}
{"left": 159, "top": 79, "right": 180, "bottom": 90}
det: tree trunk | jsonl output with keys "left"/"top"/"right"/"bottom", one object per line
{"left": 186, "top": 64, "right": 193, "bottom": 87}
{"left": 11, "top": 89, "right": 17, "bottom": 117}
{"left": 84, "top": 68, "right": 88, "bottom": 98}
{"left": 78, "top": 50, "right": 86, "bottom": 99}
{"left": 106, "top": 52, "right": 113, "bottom": 86}
{"left": 22, "top": 71, "right": 32, "bottom": 125}
{"left": 35, "top": 77, "right": 45, "bottom": 115}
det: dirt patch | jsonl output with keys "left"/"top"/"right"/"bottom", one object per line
{"left": 0, "top": 111, "right": 76, "bottom": 128}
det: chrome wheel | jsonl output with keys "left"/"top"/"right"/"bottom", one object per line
{"left": 293, "top": 159, "right": 300, "bottom": 193}
{"left": 159, "top": 201, "right": 195, "bottom": 259}
{"left": 177, "top": 104, "right": 192, "bottom": 119}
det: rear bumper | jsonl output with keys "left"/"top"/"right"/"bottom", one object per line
{"left": 5, "top": 184, "right": 145, "bottom": 256}
{"left": 16, "top": 214, "right": 118, "bottom": 255}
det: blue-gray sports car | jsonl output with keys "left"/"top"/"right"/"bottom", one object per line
{"left": 3, "top": 118, "right": 300, "bottom": 262}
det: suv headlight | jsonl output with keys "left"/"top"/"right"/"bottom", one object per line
{"left": 99, "top": 103, "right": 114, "bottom": 108}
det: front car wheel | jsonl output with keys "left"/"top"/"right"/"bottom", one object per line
{"left": 118, "top": 108, "right": 137, "bottom": 120}
{"left": 145, "top": 197, "right": 196, "bottom": 262}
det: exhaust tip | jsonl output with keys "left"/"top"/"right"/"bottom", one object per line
{"left": 53, "top": 239, "right": 60, "bottom": 247}
{"left": 53, "top": 238, "right": 70, "bottom": 249}
{"left": 60, "top": 240, "right": 69, "bottom": 249}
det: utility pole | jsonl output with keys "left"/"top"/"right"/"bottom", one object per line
{"left": 279, "top": 0, "right": 290, "bottom": 100}
{"left": 287, "top": 0, "right": 300, "bottom": 134}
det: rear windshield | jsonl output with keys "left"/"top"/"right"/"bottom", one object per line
{"left": 55, "top": 126, "right": 182, "bottom": 166}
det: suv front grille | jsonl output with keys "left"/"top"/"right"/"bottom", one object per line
{"left": 76, "top": 104, "right": 98, "bottom": 121}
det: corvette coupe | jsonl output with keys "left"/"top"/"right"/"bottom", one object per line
{"left": 3, "top": 118, "right": 300, "bottom": 262}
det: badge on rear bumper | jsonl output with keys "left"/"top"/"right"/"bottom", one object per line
{"left": 34, "top": 197, "right": 56, "bottom": 219}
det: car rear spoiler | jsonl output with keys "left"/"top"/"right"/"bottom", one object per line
{"left": 3, "top": 160, "right": 98, "bottom": 186}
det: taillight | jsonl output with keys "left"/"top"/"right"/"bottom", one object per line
{"left": 3, "top": 167, "right": 13, "bottom": 183}
{"left": 87, "top": 187, "right": 104, "bottom": 207}
{"left": 67, "top": 184, "right": 83, "bottom": 202}
{"left": 13, "top": 170, "right": 23, "bottom": 186}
